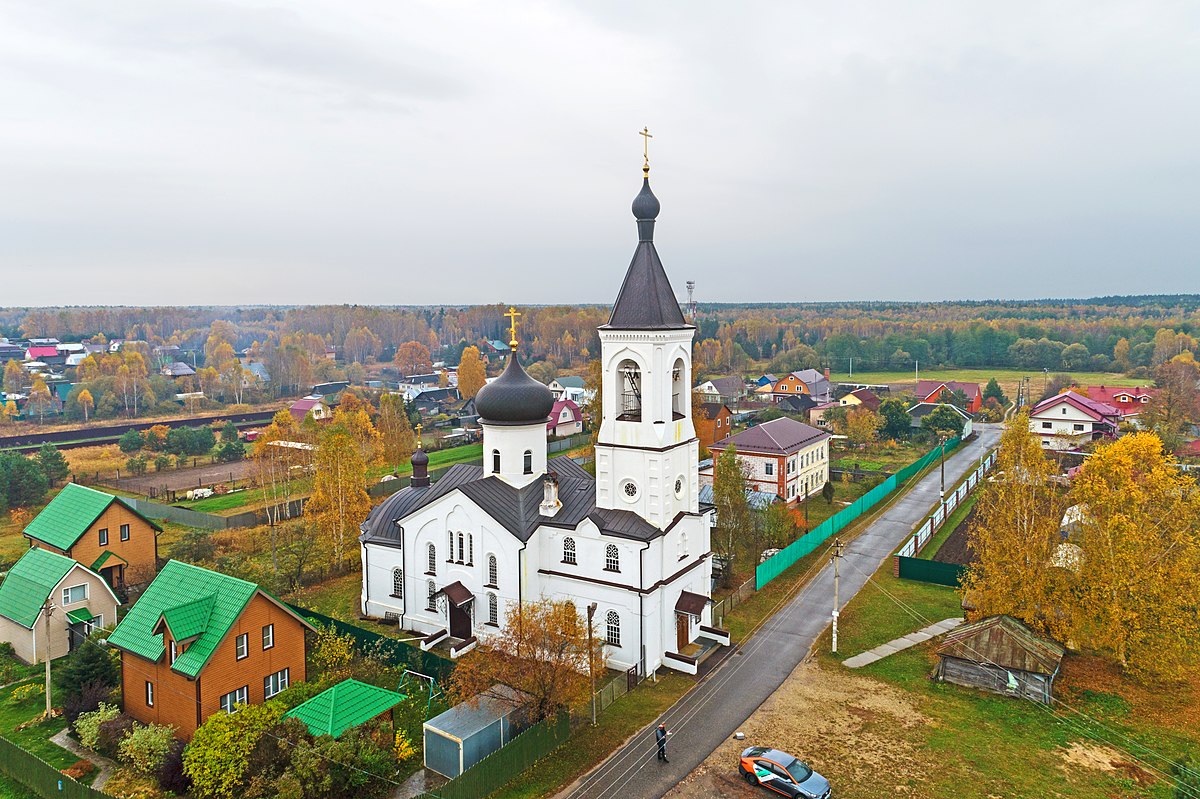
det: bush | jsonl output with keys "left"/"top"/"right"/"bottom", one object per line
{"left": 97, "top": 714, "right": 137, "bottom": 759}
{"left": 64, "top": 680, "right": 116, "bottom": 723}
{"left": 119, "top": 430, "right": 145, "bottom": 453}
{"left": 103, "top": 768, "right": 165, "bottom": 799}
{"left": 62, "top": 760, "right": 95, "bottom": 781}
{"left": 126, "top": 455, "right": 148, "bottom": 476}
{"left": 156, "top": 739, "right": 190, "bottom": 795}
{"left": 169, "top": 528, "right": 216, "bottom": 563}
{"left": 119, "top": 723, "right": 176, "bottom": 776}
{"left": 56, "top": 638, "right": 120, "bottom": 702}
{"left": 76, "top": 702, "right": 121, "bottom": 750}
{"left": 0, "top": 642, "right": 27, "bottom": 684}
{"left": 184, "top": 701, "right": 285, "bottom": 799}
{"left": 215, "top": 440, "right": 246, "bottom": 463}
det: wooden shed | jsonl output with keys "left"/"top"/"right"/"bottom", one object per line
{"left": 934, "top": 615, "right": 1065, "bottom": 704}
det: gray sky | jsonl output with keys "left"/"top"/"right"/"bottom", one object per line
{"left": 2, "top": 1, "right": 1198, "bottom": 307}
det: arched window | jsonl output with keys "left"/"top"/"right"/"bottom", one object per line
{"left": 523, "top": 450, "right": 533, "bottom": 474}
{"left": 487, "top": 554, "right": 498, "bottom": 587}
{"left": 492, "top": 449, "right": 501, "bottom": 473}
{"left": 426, "top": 580, "right": 437, "bottom": 611}
{"left": 391, "top": 568, "right": 403, "bottom": 598}
{"left": 671, "top": 357, "right": 687, "bottom": 420}
{"left": 605, "top": 544, "right": 620, "bottom": 572}
{"left": 487, "top": 593, "right": 498, "bottom": 626}
{"left": 467, "top": 534, "right": 474, "bottom": 565}
{"left": 605, "top": 610, "right": 621, "bottom": 646}
{"left": 427, "top": 543, "right": 436, "bottom": 575}
{"left": 563, "top": 537, "right": 576, "bottom": 565}
{"left": 617, "top": 359, "right": 642, "bottom": 421}
{"left": 457, "top": 532, "right": 464, "bottom": 563}
{"left": 679, "top": 532, "right": 688, "bottom": 560}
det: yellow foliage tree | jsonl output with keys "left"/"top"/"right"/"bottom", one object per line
{"left": 960, "top": 412, "right": 1069, "bottom": 639}
{"left": 1070, "top": 433, "right": 1200, "bottom": 680}
{"left": 844, "top": 407, "right": 882, "bottom": 446}
{"left": 307, "top": 424, "right": 371, "bottom": 565}
{"left": 76, "top": 389, "right": 94, "bottom": 422}
{"left": 457, "top": 346, "right": 487, "bottom": 399}
{"left": 27, "top": 377, "right": 53, "bottom": 424}
{"left": 377, "top": 394, "right": 415, "bottom": 467}
{"left": 3, "top": 360, "right": 23, "bottom": 395}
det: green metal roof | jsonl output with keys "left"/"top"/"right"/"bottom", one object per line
{"left": 284, "top": 679, "right": 405, "bottom": 738}
{"left": 23, "top": 483, "right": 161, "bottom": 551}
{"left": 0, "top": 548, "right": 78, "bottom": 628}
{"left": 107, "top": 560, "right": 259, "bottom": 679}
{"left": 90, "top": 550, "right": 128, "bottom": 571}
{"left": 65, "top": 607, "right": 95, "bottom": 625}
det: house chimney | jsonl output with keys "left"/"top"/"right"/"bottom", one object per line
{"left": 540, "top": 472, "right": 562, "bottom": 517}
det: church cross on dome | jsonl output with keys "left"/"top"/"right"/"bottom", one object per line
{"left": 505, "top": 306, "right": 522, "bottom": 349}
{"left": 639, "top": 127, "right": 653, "bottom": 176}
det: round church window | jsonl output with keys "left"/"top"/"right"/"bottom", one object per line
{"left": 621, "top": 480, "right": 638, "bottom": 500}
{"left": 674, "top": 477, "right": 684, "bottom": 498}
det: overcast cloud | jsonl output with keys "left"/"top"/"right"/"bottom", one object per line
{"left": 1, "top": 1, "right": 1197, "bottom": 307}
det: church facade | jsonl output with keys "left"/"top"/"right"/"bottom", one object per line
{"left": 359, "top": 167, "right": 722, "bottom": 676}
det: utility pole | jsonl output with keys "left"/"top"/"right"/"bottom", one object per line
{"left": 939, "top": 435, "right": 948, "bottom": 521}
{"left": 587, "top": 602, "right": 598, "bottom": 726}
{"left": 42, "top": 601, "right": 54, "bottom": 717}
{"left": 831, "top": 538, "right": 844, "bottom": 653}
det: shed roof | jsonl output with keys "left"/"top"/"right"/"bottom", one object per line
{"left": 425, "top": 685, "right": 530, "bottom": 740}
{"left": 24, "top": 483, "right": 161, "bottom": 551}
{"left": 284, "top": 679, "right": 405, "bottom": 738}
{"left": 0, "top": 548, "right": 79, "bottom": 628}
{"left": 935, "top": 615, "right": 1065, "bottom": 676}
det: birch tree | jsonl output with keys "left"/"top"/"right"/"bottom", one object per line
{"left": 307, "top": 424, "right": 371, "bottom": 565}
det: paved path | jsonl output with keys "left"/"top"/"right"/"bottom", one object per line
{"left": 842, "top": 617, "right": 963, "bottom": 668}
{"left": 559, "top": 424, "right": 1001, "bottom": 799}
{"left": 51, "top": 728, "right": 115, "bottom": 789}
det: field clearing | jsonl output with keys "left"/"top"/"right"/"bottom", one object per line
{"left": 828, "top": 367, "right": 1143, "bottom": 401}
{"left": 672, "top": 561, "right": 1198, "bottom": 799}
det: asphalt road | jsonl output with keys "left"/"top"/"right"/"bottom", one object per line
{"left": 561, "top": 424, "right": 1002, "bottom": 799}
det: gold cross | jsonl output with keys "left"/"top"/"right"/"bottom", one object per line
{"left": 505, "top": 306, "right": 522, "bottom": 349}
{"left": 415, "top": 422, "right": 423, "bottom": 448}
{"left": 639, "top": 127, "right": 653, "bottom": 173}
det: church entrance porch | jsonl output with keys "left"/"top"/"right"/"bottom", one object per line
{"left": 437, "top": 581, "right": 474, "bottom": 640}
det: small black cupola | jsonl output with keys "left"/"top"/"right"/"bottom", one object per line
{"left": 410, "top": 441, "right": 430, "bottom": 488}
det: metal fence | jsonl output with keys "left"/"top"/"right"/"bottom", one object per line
{"left": 287, "top": 605, "right": 456, "bottom": 684}
{"left": 755, "top": 436, "right": 964, "bottom": 590}
{"left": 415, "top": 713, "right": 571, "bottom": 799}
{"left": 710, "top": 577, "right": 755, "bottom": 629}
{"left": 896, "top": 556, "right": 967, "bottom": 587}
{"left": 0, "top": 736, "right": 106, "bottom": 799}
{"left": 895, "top": 450, "right": 996, "bottom": 558}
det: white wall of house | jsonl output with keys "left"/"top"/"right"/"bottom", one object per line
{"left": 1030, "top": 402, "right": 1105, "bottom": 450}
{"left": 0, "top": 567, "right": 118, "bottom": 664}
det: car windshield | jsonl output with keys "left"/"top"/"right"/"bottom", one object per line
{"left": 781, "top": 757, "right": 813, "bottom": 782}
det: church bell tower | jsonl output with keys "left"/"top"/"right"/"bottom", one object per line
{"left": 594, "top": 141, "right": 698, "bottom": 528}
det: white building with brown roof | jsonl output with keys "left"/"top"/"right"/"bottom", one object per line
{"left": 702, "top": 417, "right": 831, "bottom": 503}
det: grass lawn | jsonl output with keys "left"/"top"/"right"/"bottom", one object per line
{"left": 488, "top": 674, "right": 694, "bottom": 799}
{"left": 828, "top": 366, "right": 1142, "bottom": 402}
{"left": 814, "top": 564, "right": 1199, "bottom": 798}
{"left": 289, "top": 572, "right": 362, "bottom": 620}
{"left": 830, "top": 440, "right": 926, "bottom": 474}
{"left": 0, "top": 772, "right": 39, "bottom": 799}
{"left": 0, "top": 679, "right": 83, "bottom": 772}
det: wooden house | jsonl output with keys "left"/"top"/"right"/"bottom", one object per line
{"left": 934, "top": 615, "right": 1065, "bottom": 704}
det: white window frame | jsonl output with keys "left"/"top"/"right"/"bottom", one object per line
{"left": 220, "top": 685, "right": 248, "bottom": 714}
{"left": 392, "top": 568, "right": 404, "bottom": 599}
{"left": 605, "top": 544, "right": 619, "bottom": 573}
{"left": 98, "top": 528, "right": 108, "bottom": 546}
{"left": 563, "top": 537, "right": 576, "bottom": 565}
{"left": 262, "top": 624, "right": 274, "bottom": 650}
{"left": 487, "top": 554, "right": 498, "bottom": 587}
{"left": 427, "top": 543, "right": 437, "bottom": 575}
{"left": 487, "top": 592, "right": 498, "bottom": 626}
{"left": 120, "top": 524, "right": 130, "bottom": 542}
{"left": 145, "top": 681, "right": 154, "bottom": 707}
{"left": 170, "top": 640, "right": 178, "bottom": 664}
{"left": 426, "top": 580, "right": 437, "bottom": 611}
{"left": 264, "top": 668, "right": 289, "bottom": 699}
{"left": 62, "top": 584, "right": 88, "bottom": 605}
{"left": 235, "top": 633, "right": 249, "bottom": 660}
{"left": 605, "top": 610, "right": 621, "bottom": 647}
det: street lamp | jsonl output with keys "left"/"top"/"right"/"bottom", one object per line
{"left": 587, "top": 603, "right": 598, "bottom": 727}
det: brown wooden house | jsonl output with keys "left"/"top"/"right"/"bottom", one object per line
{"left": 24, "top": 483, "right": 161, "bottom": 590}
{"left": 695, "top": 402, "right": 733, "bottom": 453}
{"left": 106, "top": 560, "right": 314, "bottom": 739}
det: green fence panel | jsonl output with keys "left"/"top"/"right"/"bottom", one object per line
{"left": 0, "top": 736, "right": 106, "bottom": 799}
{"left": 418, "top": 714, "right": 571, "bottom": 799}
{"left": 896, "top": 556, "right": 966, "bottom": 587}
{"left": 288, "top": 605, "right": 456, "bottom": 684}
{"left": 755, "top": 439, "right": 962, "bottom": 590}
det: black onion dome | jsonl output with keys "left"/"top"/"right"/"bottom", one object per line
{"left": 411, "top": 447, "right": 429, "bottom": 466}
{"left": 631, "top": 177, "right": 660, "bottom": 222}
{"left": 475, "top": 350, "right": 554, "bottom": 424}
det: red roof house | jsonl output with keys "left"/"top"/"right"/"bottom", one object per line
{"left": 917, "top": 380, "right": 982, "bottom": 413}
{"left": 1084, "top": 385, "right": 1157, "bottom": 419}
{"left": 546, "top": 399, "right": 583, "bottom": 437}
{"left": 1028, "top": 391, "right": 1121, "bottom": 451}
{"left": 25, "top": 346, "right": 59, "bottom": 361}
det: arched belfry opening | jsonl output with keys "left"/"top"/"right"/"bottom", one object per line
{"left": 618, "top": 359, "right": 642, "bottom": 421}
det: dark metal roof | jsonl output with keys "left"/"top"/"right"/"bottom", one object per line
{"left": 360, "top": 457, "right": 600, "bottom": 546}
{"left": 675, "top": 591, "right": 709, "bottom": 617}
{"left": 474, "top": 350, "right": 554, "bottom": 425}
{"left": 588, "top": 508, "right": 681, "bottom": 542}
{"left": 603, "top": 177, "right": 690, "bottom": 332}
{"left": 437, "top": 581, "right": 473, "bottom": 608}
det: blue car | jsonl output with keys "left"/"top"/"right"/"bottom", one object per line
{"left": 738, "top": 746, "right": 831, "bottom": 799}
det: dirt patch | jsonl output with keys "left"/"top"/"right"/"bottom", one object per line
{"left": 1059, "top": 741, "right": 1155, "bottom": 785}
{"left": 666, "top": 661, "right": 936, "bottom": 799}
{"left": 1058, "top": 653, "right": 1200, "bottom": 733}
{"left": 932, "top": 504, "right": 977, "bottom": 566}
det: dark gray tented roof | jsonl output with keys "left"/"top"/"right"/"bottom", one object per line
{"left": 604, "top": 241, "right": 689, "bottom": 330}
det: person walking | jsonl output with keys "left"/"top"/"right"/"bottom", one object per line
{"left": 655, "top": 722, "right": 670, "bottom": 763}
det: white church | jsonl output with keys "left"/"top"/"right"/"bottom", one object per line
{"left": 360, "top": 165, "right": 726, "bottom": 676}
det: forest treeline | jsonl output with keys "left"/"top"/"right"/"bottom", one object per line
{"left": 4, "top": 295, "right": 1200, "bottom": 380}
